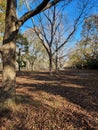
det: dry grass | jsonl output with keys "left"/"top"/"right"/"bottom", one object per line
{"left": 0, "top": 69, "right": 98, "bottom": 130}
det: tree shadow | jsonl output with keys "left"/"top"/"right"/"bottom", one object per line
{"left": 0, "top": 108, "right": 12, "bottom": 118}
{"left": 9, "top": 93, "right": 98, "bottom": 129}
{"left": 16, "top": 69, "right": 98, "bottom": 112}
{"left": 17, "top": 82, "right": 98, "bottom": 113}
{"left": 0, "top": 69, "right": 97, "bottom": 129}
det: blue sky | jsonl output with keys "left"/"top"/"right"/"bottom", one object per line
{"left": 17, "top": 0, "right": 98, "bottom": 50}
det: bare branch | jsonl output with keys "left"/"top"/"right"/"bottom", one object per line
{"left": 24, "top": 0, "right": 51, "bottom": 55}
{"left": 33, "top": 27, "right": 50, "bottom": 55}
{"left": 17, "top": 0, "right": 63, "bottom": 26}
{"left": 53, "top": 0, "right": 92, "bottom": 55}
{"left": 52, "top": 26, "right": 76, "bottom": 55}
{"left": 38, "top": 15, "right": 50, "bottom": 46}
{"left": 18, "top": 0, "right": 50, "bottom": 26}
{"left": 42, "top": 0, "right": 61, "bottom": 11}
{"left": 42, "top": 0, "right": 72, "bottom": 11}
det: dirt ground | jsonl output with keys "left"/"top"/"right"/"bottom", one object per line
{"left": 0, "top": 69, "right": 98, "bottom": 130}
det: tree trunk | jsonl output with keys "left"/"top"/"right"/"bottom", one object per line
{"left": 55, "top": 54, "right": 58, "bottom": 73}
{"left": 31, "top": 62, "right": 35, "bottom": 71}
{"left": 55, "top": 41, "right": 59, "bottom": 73}
{"left": 0, "top": 0, "right": 18, "bottom": 99}
{"left": 49, "top": 54, "right": 52, "bottom": 75}
{"left": 18, "top": 48, "right": 21, "bottom": 72}
{"left": 1, "top": 42, "right": 16, "bottom": 98}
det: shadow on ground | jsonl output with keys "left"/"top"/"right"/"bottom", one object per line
{"left": 16, "top": 69, "right": 98, "bottom": 112}
{"left": 0, "top": 69, "right": 98, "bottom": 130}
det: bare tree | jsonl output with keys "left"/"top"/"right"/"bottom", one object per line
{"left": 24, "top": 0, "right": 95, "bottom": 74}
{"left": 24, "top": 2, "right": 70, "bottom": 74}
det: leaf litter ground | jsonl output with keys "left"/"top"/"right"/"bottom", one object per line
{"left": 0, "top": 69, "right": 98, "bottom": 130}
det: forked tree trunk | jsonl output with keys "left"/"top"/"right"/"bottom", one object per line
{"left": 0, "top": 0, "right": 18, "bottom": 98}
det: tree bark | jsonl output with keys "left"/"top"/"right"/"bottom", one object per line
{"left": 0, "top": 0, "right": 18, "bottom": 98}
{"left": 1, "top": 42, "right": 16, "bottom": 98}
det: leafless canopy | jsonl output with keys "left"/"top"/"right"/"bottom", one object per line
{"left": 17, "top": 0, "right": 71, "bottom": 27}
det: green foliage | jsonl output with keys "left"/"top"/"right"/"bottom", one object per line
{"left": 16, "top": 33, "right": 28, "bottom": 46}
{"left": 69, "top": 15, "right": 98, "bottom": 69}
{"left": 16, "top": 33, "right": 28, "bottom": 70}
{"left": 0, "top": 0, "right": 6, "bottom": 41}
{"left": 17, "top": 58, "right": 26, "bottom": 67}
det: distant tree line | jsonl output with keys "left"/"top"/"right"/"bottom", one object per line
{"left": 68, "top": 15, "right": 98, "bottom": 69}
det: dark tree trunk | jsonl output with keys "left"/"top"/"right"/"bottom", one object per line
{"left": 18, "top": 48, "right": 21, "bottom": 72}
{"left": 55, "top": 42, "right": 59, "bottom": 73}
{"left": 49, "top": 53, "right": 52, "bottom": 75}
{"left": 0, "top": 0, "right": 18, "bottom": 98}
{"left": 55, "top": 54, "right": 58, "bottom": 73}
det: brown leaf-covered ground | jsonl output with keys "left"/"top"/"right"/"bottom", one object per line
{"left": 0, "top": 69, "right": 98, "bottom": 130}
